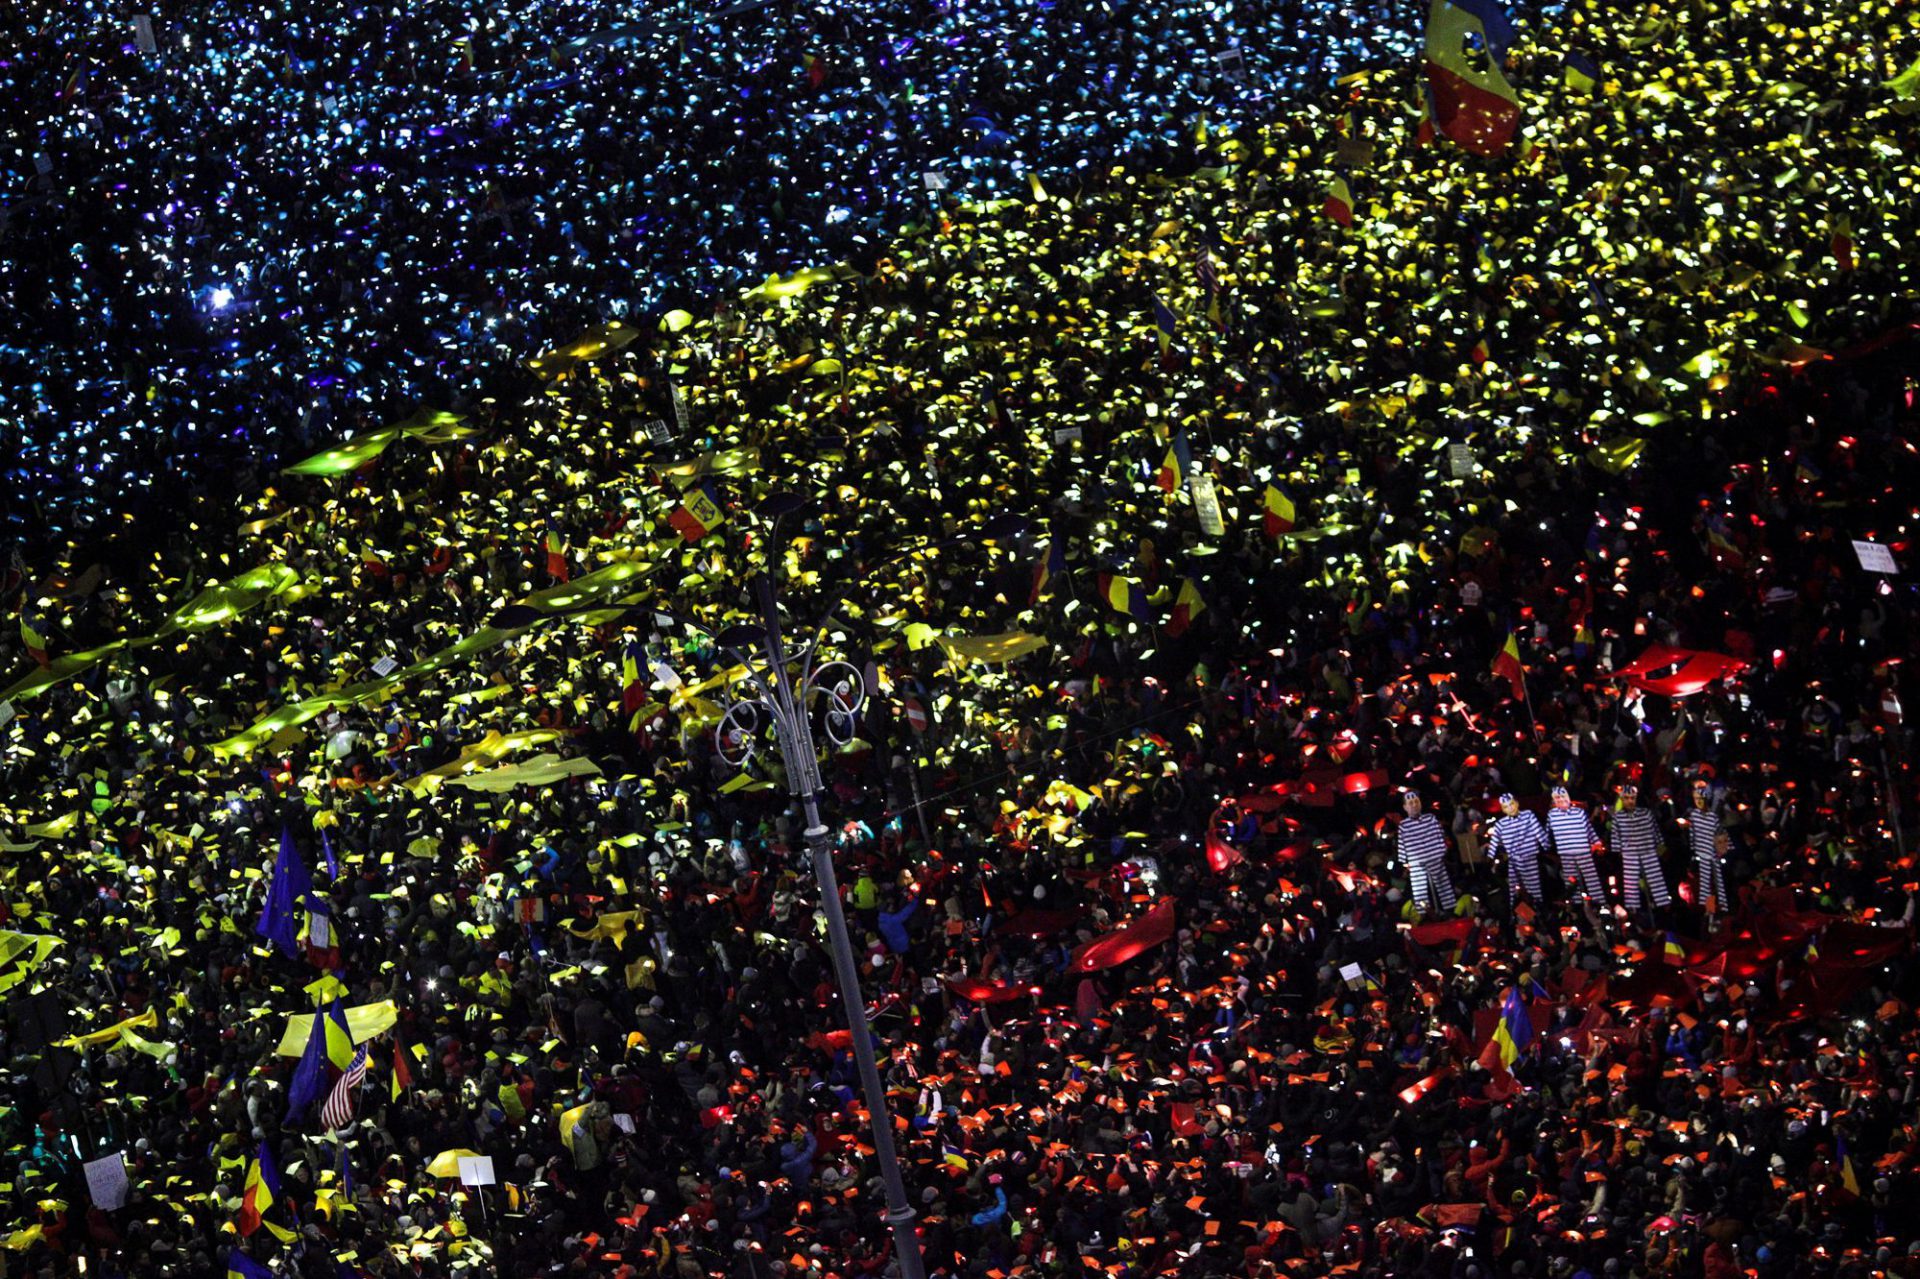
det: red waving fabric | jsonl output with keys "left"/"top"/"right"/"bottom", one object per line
{"left": 1067, "top": 897, "right": 1176, "bottom": 973}
{"left": 944, "top": 976, "right": 1033, "bottom": 1004}
{"left": 1615, "top": 645, "right": 1745, "bottom": 697}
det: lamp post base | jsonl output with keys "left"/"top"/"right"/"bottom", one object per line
{"left": 806, "top": 825, "right": 927, "bottom": 1279}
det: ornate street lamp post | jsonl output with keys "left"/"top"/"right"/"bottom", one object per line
{"left": 673, "top": 574, "right": 927, "bottom": 1279}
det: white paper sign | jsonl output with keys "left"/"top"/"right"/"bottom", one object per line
{"left": 1853, "top": 540, "right": 1900, "bottom": 575}
{"left": 371, "top": 656, "right": 399, "bottom": 677}
{"left": 457, "top": 1155, "right": 496, "bottom": 1186}
{"left": 649, "top": 660, "right": 683, "bottom": 691}
{"left": 922, "top": 170, "right": 949, "bottom": 192}
{"left": 1052, "top": 426, "right": 1083, "bottom": 445}
{"left": 85, "top": 1152, "right": 130, "bottom": 1210}
{"left": 611, "top": 1113, "right": 637, "bottom": 1134}
{"left": 1190, "top": 473, "right": 1226, "bottom": 538}
{"left": 670, "top": 383, "right": 689, "bottom": 434}
{"left": 1338, "top": 962, "right": 1364, "bottom": 984}
{"left": 0, "top": 700, "right": 14, "bottom": 731}
{"left": 1448, "top": 443, "right": 1476, "bottom": 478}
{"left": 134, "top": 15, "right": 158, "bottom": 54}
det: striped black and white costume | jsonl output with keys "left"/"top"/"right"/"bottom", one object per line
{"left": 1610, "top": 806, "right": 1671, "bottom": 911}
{"left": 1546, "top": 803, "right": 1608, "bottom": 903}
{"left": 1488, "top": 810, "right": 1549, "bottom": 902}
{"left": 1398, "top": 811, "right": 1456, "bottom": 915}
{"left": 1688, "top": 805, "right": 1726, "bottom": 913}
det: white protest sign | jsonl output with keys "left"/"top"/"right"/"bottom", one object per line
{"left": 371, "top": 656, "right": 399, "bottom": 677}
{"left": 611, "top": 1113, "right": 637, "bottom": 1134}
{"left": 922, "top": 171, "right": 949, "bottom": 192}
{"left": 1338, "top": 962, "right": 1364, "bottom": 985}
{"left": 1448, "top": 443, "right": 1477, "bottom": 478}
{"left": 134, "top": 15, "right": 158, "bottom": 54}
{"left": 0, "top": 700, "right": 14, "bottom": 731}
{"left": 457, "top": 1155, "right": 496, "bottom": 1186}
{"left": 669, "top": 383, "right": 689, "bottom": 435}
{"left": 1190, "top": 473, "right": 1226, "bottom": 538}
{"left": 650, "top": 660, "right": 683, "bottom": 691}
{"left": 1853, "top": 540, "right": 1899, "bottom": 575}
{"left": 1052, "top": 426, "right": 1083, "bottom": 445}
{"left": 85, "top": 1152, "right": 130, "bottom": 1210}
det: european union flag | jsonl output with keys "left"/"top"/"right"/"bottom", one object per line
{"left": 285, "top": 1006, "right": 330, "bottom": 1122}
{"left": 256, "top": 827, "right": 306, "bottom": 959}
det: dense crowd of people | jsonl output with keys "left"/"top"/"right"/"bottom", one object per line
{"left": 0, "top": 0, "right": 1427, "bottom": 545}
{"left": 2, "top": 0, "right": 1920, "bottom": 1277}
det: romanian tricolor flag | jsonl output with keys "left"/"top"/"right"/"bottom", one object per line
{"left": 1323, "top": 176, "right": 1353, "bottom": 227}
{"left": 236, "top": 1142, "right": 279, "bottom": 1236}
{"left": 1705, "top": 517, "right": 1744, "bottom": 565}
{"left": 1830, "top": 216, "right": 1854, "bottom": 272}
{"left": 324, "top": 996, "right": 356, "bottom": 1070}
{"left": 1414, "top": 90, "right": 1436, "bottom": 145}
{"left": 1152, "top": 295, "right": 1179, "bottom": 354}
{"left": 1030, "top": 537, "right": 1066, "bottom": 605}
{"left": 227, "top": 1252, "right": 273, "bottom": 1279}
{"left": 1838, "top": 1134, "right": 1861, "bottom": 1196}
{"left": 19, "top": 612, "right": 48, "bottom": 667}
{"left": 304, "top": 896, "right": 341, "bottom": 971}
{"left": 667, "top": 481, "right": 726, "bottom": 543}
{"left": 1662, "top": 932, "right": 1687, "bottom": 966}
{"left": 1563, "top": 50, "right": 1599, "bottom": 93}
{"left": 622, "top": 641, "right": 648, "bottom": 717}
{"left": 1492, "top": 632, "right": 1525, "bottom": 700}
{"left": 1485, "top": 986, "right": 1533, "bottom": 1070}
{"left": 545, "top": 528, "right": 570, "bottom": 583}
{"left": 1262, "top": 484, "right": 1296, "bottom": 539}
{"left": 1166, "top": 576, "right": 1207, "bottom": 638}
{"left": 1155, "top": 433, "right": 1193, "bottom": 493}
{"left": 1426, "top": 0, "right": 1521, "bottom": 156}
{"left": 1469, "top": 336, "right": 1491, "bottom": 366}
{"left": 391, "top": 1040, "right": 415, "bottom": 1102}
{"left": 1097, "top": 573, "right": 1153, "bottom": 626}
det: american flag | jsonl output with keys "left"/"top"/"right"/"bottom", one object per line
{"left": 1196, "top": 243, "right": 1219, "bottom": 298}
{"left": 321, "top": 1044, "right": 369, "bottom": 1131}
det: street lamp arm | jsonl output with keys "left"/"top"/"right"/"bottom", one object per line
{"left": 527, "top": 562, "right": 922, "bottom": 1279}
